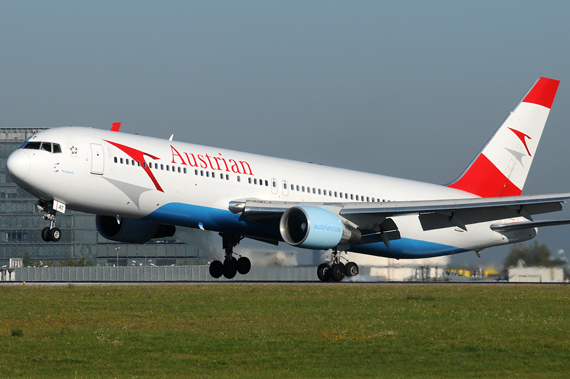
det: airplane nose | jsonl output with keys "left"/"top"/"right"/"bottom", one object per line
{"left": 6, "top": 150, "right": 31, "bottom": 183}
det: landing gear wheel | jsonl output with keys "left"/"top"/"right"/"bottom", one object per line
{"left": 223, "top": 257, "right": 237, "bottom": 279}
{"left": 237, "top": 257, "right": 251, "bottom": 275}
{"left": 331, "top": 263, "right": 345, "bottom": 282}
{"left": 345, "top": 262, "right": 359, "bottom": 277}
{"left": 209, "top": 260, "right": 223, "bottom": 278}
{"left": 41, "top": 227, "right": 51, "bottom": 242}
{"left": 317, "top": 263, "right": 331, "bottom": 282}
{"left": 49, "top": 227, "right": 62, "bottom": 242}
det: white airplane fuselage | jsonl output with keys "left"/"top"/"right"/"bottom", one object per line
{"left": 7, "top": 126, "right": 534, "bottom": 259}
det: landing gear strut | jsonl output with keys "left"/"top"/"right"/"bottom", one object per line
{"left": 38, "top": 200, "right": 62, "bottom": 242}
{"left": 209, "top": 233, "right": 251, "bottom": 279}
{"left": 317, "top": 249, "right": 359, "bottom": 282}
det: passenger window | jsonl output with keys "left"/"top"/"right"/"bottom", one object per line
{"left": 206, "top": 171, "right": 209, "bottom": 177}
{"left": 120, "top": 158, "right": 124, "bottom": 164}
{"left": 53, "top": 144, "right": 62, "bottom": 153}
{"left": 265, "top": 180, "right": 268, "bottom": 186}
{"left": 237, "top": 176, "right": 241, "bottom": 182}
{"left": 114, "top": 157, "right": 118, "bottom": 163}
{"left": 248, "top": 178, "right": 252, "bottom": 184}
{"left": 201, "top": 170, "right": 204, "bottom": 176}
{"left": 226, "top": 174, "right": 229, "bottom": 180}
{"left": 296, "top": 185, "right": 299, "bottom": 191}
{"left": 291, "top": 184, "right": 294, "bottom": 190}
{"left": 318, "top": 189, "right": 321, "bottom": 195}
{"left": 334, "top": 191, "right": 337, "bottom": 197}
{"left": 254, "top": 178, "right": 257, "bottom": 185}
{"left": 143, "top": 162, "right": 146, "bottom": 168}
{"left": 132, "top": 160, "right": 135, "bottom": 165}
{"left": 356, "top": 195, "right": 359, "bottom": 201}
{"left": 212, "top": 172, "right": 215, "bottom": 178}
{"left": 137, "top": 161, "right": 141, "bottom": 167}
{"left": 302, "top": 186, "right": 305, "bottom": 192}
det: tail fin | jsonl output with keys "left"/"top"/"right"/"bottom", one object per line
{"left": 448, "top": 77, "right": 560, "bottom": 197}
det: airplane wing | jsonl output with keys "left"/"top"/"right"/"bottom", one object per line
{"left": 490, "top": 219, "right": 570, "bottom": 231}
{"left": 229, "top": 193, "right": 570, "bottom": 233}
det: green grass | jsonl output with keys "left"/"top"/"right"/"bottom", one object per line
{"left": 0, "top": 284, "right": 569, "bottom": 378}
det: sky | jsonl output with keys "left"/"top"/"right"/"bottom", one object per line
{"left": 2, "top": 0, "right": 570, "bottom": 269}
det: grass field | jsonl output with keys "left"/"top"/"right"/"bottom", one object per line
{"left": 0, "top": 283, "right": 569, "bottom": 378}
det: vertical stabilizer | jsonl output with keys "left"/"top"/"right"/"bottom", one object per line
{"left": 448, "top": 77, "right": 559, "bottom": 197}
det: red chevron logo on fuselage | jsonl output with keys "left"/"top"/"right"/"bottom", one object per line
{"left": 104, "top": 140, "right": 164, "bottom": 192}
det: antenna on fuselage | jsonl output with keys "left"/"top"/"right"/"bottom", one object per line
{"left": 169, "top": 134, "right": 174, "bottom": 141}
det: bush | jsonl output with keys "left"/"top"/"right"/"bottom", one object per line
{"left": 11, "top": 328, "right": 23, "bottom": 337}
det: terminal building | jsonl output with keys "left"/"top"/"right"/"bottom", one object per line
{"left": 0, "top": 127, "right": 202, "bottom": 267}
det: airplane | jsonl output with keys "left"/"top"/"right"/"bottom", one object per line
{"left": 6, "top": 77, "right": 570, "bottom": 281}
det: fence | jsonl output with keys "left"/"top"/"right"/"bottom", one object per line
{"left": 15, "top": 266, "right": 319, "bottom": 282}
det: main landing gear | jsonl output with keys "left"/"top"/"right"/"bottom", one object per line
{"left": 37, "top": 200, "right": 62, "bottom": 242}
{"left": 317, "top": 249, "right": 359, "bottom": 282}
{"left": 209, "top": 233, "right": 251, "bottom": 279}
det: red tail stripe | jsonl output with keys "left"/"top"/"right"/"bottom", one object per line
{"left": 522, "top": 77, "right": 560, "bottom": 109}
{"left": 448, "top": 154, "right": 522, "bottom": 198}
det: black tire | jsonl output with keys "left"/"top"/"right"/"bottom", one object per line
{"left": 223, "top": 258, "right": 237, "bottom": 279}
{"left": 345, "top": 262, "right": 359, "bottom": 277}
{"left": 49, "top": 227, "right": 61, "bottom": 242}
{"left": 317, "top": 263, "right": 331, "bottom": 282}
{"left": 331, "top": 263, "right": 345, "bottom": 282}
{"left": 209, "top": 260, "right": 223, "bottom": 278}
{"left": 237, "top": 257, "right": 251, "bottom": 275}
{"left": 41, "top": 227, "right": 51, "bottom": 242}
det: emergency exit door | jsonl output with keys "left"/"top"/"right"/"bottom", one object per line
{"left": 90, "top": 144, "right": 105, "bottom": 175}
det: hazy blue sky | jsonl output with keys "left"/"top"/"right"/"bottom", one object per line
{"left": 2, "top": 1, "right": 570, "bottom": 267}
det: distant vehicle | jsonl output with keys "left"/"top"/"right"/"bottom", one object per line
{"left": 6, "top": 77, "right": 570, "bottom": 281}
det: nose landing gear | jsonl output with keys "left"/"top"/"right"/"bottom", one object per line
{"left": 38, "top": 200, "right": 62, "bottom": 242}
{"left": 209, "top": 233, "right": 251, "bottom": 279}
{"left": 317, "top": 249, "right": 359, "bottom": 282}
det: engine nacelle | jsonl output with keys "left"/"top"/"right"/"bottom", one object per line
{"left": 96, "top": 215, "right": 176, "bottom": 243}
{"left": 279, "top": 206, "right": 360, "bottom": 249}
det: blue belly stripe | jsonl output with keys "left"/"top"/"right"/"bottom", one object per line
{"left": 143, "top": 202, "right": 465, "bottom": 259}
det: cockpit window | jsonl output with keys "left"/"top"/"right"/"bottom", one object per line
{"left": 23, "top": 141, "right": 41, "bottom": 150}
{"left": 41, "top": 142, "right": 52, "bottom": 152}
{"left": 23, "top": 141, "right": 62, "bottom": 153}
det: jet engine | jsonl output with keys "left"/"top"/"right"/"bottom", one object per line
{"left": 279, "top": 206, "right": 360, "bottom": 249}
{"left": 96, "top": 215, "right": 176, "bottom": 243}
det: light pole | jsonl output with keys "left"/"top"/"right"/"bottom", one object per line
{"left": 115, "top": 246, "right": 120, "bottom": 267}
